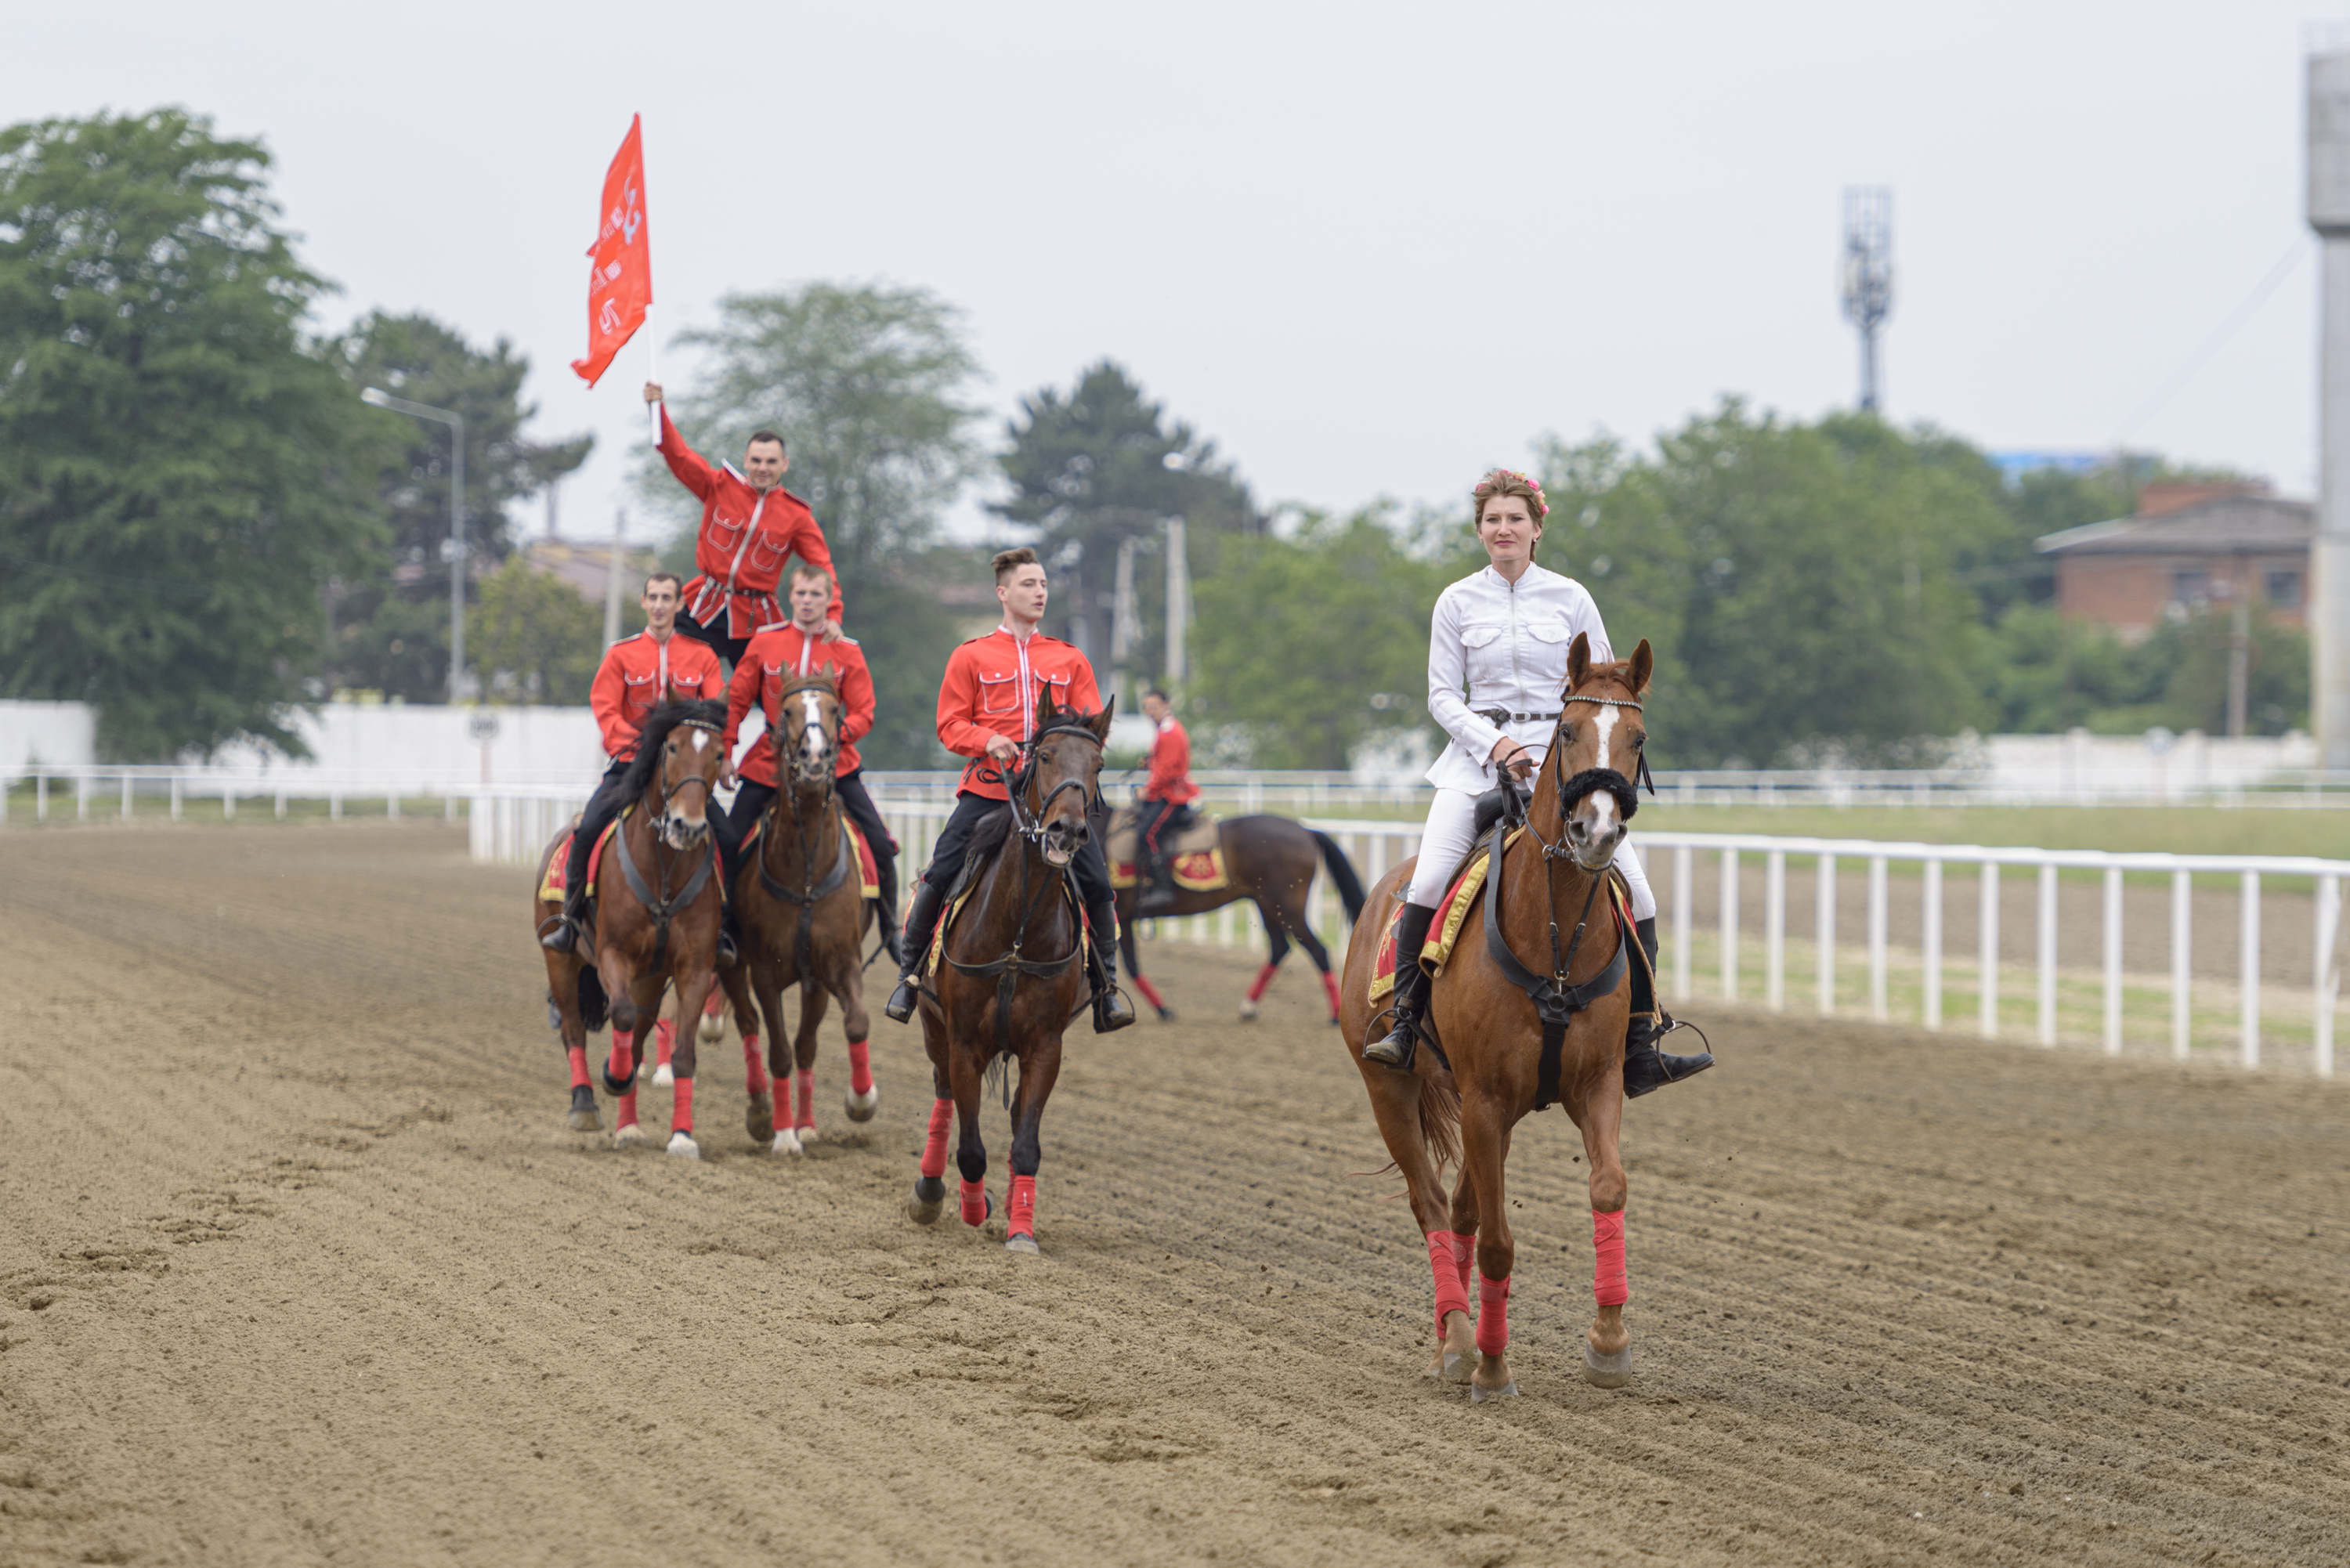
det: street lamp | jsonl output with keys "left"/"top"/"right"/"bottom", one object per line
{"left": 361, "top": 386, "right": 468, "bottom": 703}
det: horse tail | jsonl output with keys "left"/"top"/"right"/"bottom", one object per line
{"left": 1418, "top": 1074, "right": 1462, "bottom": 1176}
{"left": 1309, "top": 831, "right": 1367, "bottom": 923}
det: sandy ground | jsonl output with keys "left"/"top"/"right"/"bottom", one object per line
{"left": 2, "top": 823, "right": 2348, "bottom": 1568}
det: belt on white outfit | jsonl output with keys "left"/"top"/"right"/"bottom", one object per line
{"left": 1477, "top": 708, "right": 1560, "bottom": 725}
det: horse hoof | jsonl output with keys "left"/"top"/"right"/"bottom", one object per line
{"left": 666, "top": 1131, "right": 700, "bottom": 1161}
{"left": 1582, "top": 1342, "right": 1633, "bottom": 1389}
{"left": 600, "top": 1065, "right": 638, "bottom": 1097}
{"left": 611, "top": 1123, "right": 645, "bottom": 1151}
{"left": 652, "top": 1062, "right": 674, "bottom": 1088}
{"left": 1441, "top": 1349, "right": 1474, "bottom": 1386}
{"left": 546, "top": 1000, "right": 562, "bottom": 1031}
{"left": 908, "top": 1176, "right": 945, "bottom": 1225}
{"left": 697, "top": 1011, "right": 725, "bottom": 1045}
{"left": 772, "top": 1129, "right": 804, "bottom": 1158}
{"left": 567, "top": 1086, "right": 602, "bottom": 1133}
{"left": 1468, "top": 1378, "right": 1519, "bottom": 1404}
{"left": 844, "top": 1086, "right": 880, "bottom": 1124}
{"left": 746, "top": 1091, "right": 774, "bottom": 1143}
{"left": 1005, "top": 1233, "right": 1040, "bottom": 1255}
{"left": 1236, "top": 999, "right": 1257, "bottom": 1022}
{"left": 1156, "top": 1006, "right": 1177, "bottom": 1023}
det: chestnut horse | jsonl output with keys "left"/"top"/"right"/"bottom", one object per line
{"left": 1337, "top": 635, "right": 1654, "bottom": 1400}
{"left": 715, "top": 671, "right": 880, "bottom": 1158}
{"left": 535, "top": 699, "right": 728, "bottom": 1158}
{"left": 1112, "top": 815, "right": 1366, "bottom": 1024}
{"left": 906, "top": 688, "right": 1112, "bottom": 1254}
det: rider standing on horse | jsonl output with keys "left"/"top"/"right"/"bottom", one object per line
{"left": 540, "top": 571, "right": 728, "bottom": 957}
{"left": 643, "top": 381, "right": 842, "bottom": 667}
{"left": 719, "top": 561, "right": 903, "bottom": 965}
{"left": 883, "top": 547, "right": 1137, "bottom": 1035}
{"left": 1362, "top": 468, "right": 1712, "bottom": 1097}
{"left": 1134, "top": 687, "right": 1198, "bottom": 916}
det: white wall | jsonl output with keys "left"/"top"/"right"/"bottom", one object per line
{"left": 0, "top": 701, "right": 96, "bottom": 778}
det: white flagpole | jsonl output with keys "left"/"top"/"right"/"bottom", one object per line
{"left": 645, "top": 304, "right": 660, "bottom": 446}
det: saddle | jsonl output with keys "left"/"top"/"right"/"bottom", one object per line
{"left": 739, "top": 814, "right": 881, "bottom": 901}
{"left": 1105, "top": 805, "right": 1224, "bottom": 891}
{"left": 538, "top": 811, "right": 627, "bottom": 904}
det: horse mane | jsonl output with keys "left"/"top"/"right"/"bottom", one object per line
{"left": 616, "top": 699, "right": 728, "bottom": 802}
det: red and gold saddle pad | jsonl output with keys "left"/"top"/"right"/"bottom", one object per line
{"left": 1367, "top": 829, "right": 1524, "bottom": 1004}
{"left": 740, "top": 815, "right": 882, "bottom": 900}
{"left": 1110, "top": 847, "right": 1227, "bottom": 893}
{"left": 537, "top": 811, "right": 627, "bottom": 903}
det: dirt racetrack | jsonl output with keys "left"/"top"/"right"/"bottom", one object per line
{"left": 4, "top": 824, "right": 2348, "bottom": 1568}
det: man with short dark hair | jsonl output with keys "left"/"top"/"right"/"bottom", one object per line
{"left": 882, "top": 547, "right": 1134, "bottom": 1033}
{"left": 1133, "top": 686, "right": 1198, "bottom": 915}
{"left": 644, "top": 381, "right": 842, "bottom": 667}
{"left": 541, "top": 572, "right": 728, "bottom": 956}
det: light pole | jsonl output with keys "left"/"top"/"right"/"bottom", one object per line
{"left": 361, "top": 386, "right": 468, "bottom": 703}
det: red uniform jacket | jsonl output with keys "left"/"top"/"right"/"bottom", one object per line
{"left": 935, "top": 627, "right": 1101, "bottom": 802}
{"left": 589, "top": 630, "right": 726, "bottom": 761}
{"left": 1144, "top": 717, "right": 1198, "bottom": 804}
{"left": 724, "top": 622, "right": 875, "bottom": 787}
{"left": 656, "top": 404, "right": 844, "bottom": 638}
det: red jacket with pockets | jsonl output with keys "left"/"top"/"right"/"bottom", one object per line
{"left": 1143, "top": 717, "right": 1198, "bottom": 804}
{"left": 724, "top": 622, "right": 874, "bottom": 787}
{"left": 655, "top": 404, "right": 844, "bottom": 638}
{"left": 588, "top": 630, "right": 726, "bottom": 762}
{"left": 935, "top": 628, "right": 1101, "bottom": 802}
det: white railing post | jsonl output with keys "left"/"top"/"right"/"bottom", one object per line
{"left": 1817, "top": 852, "right": 1836, "bottom": 1015}
{"left": 36, "top": 772, "right": 49, "bottom": 822}
{"left": 1719, "top": 848, "right": 1739, "bottom": 1003}
{"left": 1979, "top": 861, "right": 1999, "bottom": 1039}
{"left": 169, "top": 774, "right": 182, "bottom": 822}
{"left": 2102, "top": 866, "right": 2124, "bottom": 1055}
{"left": 222, "top": 783, "right": 235, "bottom": 822}
{"left": 1867, "top": 855, "right": 1889, "bottom": 1021}
{"left": 2171, "top": 870, "right": 2193, "bottom": 1060}
{"left": 2037, "top": 862, "right": 2059, "bottom": 1046}
{"left": 277, "top": 788, "right": 288, "bottom": 820}
{"left": 121, "top": 773, "right": 134, "bottom": 821}
{"left": 388, "top": 789, "right": 400, "bottom": 820}
{"left": 77, "top": 775, "right": 89, "bottom": 822}
{"left": 2318, "top": 874, "right": 2341, "bottom": 1079}
{"left": 330, "top": 790, "right": 342, "bottom": 821}
{"left": 1672, "top": 845, "right": 1693, "bottom": 1004}
{"left": 1765, "top": 849, "right": 1786, "bottom": 1012}
{"left": 2241, "top": 871, "right": 2261, "bottom": 1068}
{"left": 1922, "top": 857, "right": 1943, "bottom": 1031}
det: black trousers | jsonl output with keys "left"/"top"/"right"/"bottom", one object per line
{"left": 674, "top": 605, "right": 750, "bottom": 669}
{"left": 1138, "top": 797, "right": 1188, "bottom": 875}
{"left": 562, "top": 758, "right": 634, "bottom": 905}
{"left": 724, "top": 769, "right": 898, "bottom": 907}
{"left": 920, "top": 789, "right": 1112, "bottom": 911}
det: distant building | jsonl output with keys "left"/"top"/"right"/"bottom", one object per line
{"left": 525, "top": 537, "right": 660, "bottom": 609}
{"left": 2035, "top": 482, "right": 2309, "bottom": 640}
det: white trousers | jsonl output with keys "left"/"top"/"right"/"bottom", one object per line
{"left": 1404, "top": 786, "right": 1657, "bottom": 922}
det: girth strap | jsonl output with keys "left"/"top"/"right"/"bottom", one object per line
{"left": 614, "top": 821, "right": 717, "bottom": 972}
{"left": 1480, "top": 827, "right": 1630, "bottom": 1113}
{"left": 757, "top": 820, "right": 855, "bottom": 980}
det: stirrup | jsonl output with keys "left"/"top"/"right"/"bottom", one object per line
{"left": 1624, "top": 1017, "right": 1714, "bottom": 1097}
{"left": 1361, "top": 1008, "right": 1418, "bottom": 1071}
{"left": 540, "top": 912, "right": 580, "bottom": 955}
{"left": 884, "top": 972, "right": 923, "bottom": 1024}
{"left": 717, "top": 925, "right": 739, "bottom": 968}
{"left": 1094, "top": 983, "right": 1137, "bottom": 1033}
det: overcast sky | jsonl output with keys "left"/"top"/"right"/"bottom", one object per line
{"left": 13, "top": 1, "right": 2341, "bottom": 542}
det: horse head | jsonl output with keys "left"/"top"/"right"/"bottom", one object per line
{"left": 1548, "top": 634, "right": 1653, "bottom": 873}
{"left": 1021, "top": 688, "right": 1113, "bottom": 871}
{"left": 770, "top": 672, "right": 844, "bottom": 793}
{"left": 649, "top": 700, "right": 728, "bottom": 851}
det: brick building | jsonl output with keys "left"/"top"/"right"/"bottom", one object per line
{"left": 2035, "top": 482, "right": 2309, "bottom": 640}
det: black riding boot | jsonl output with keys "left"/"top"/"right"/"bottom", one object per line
{"left": 1623, "top": 915, "right": 1713, "bottom": 1097}
{"left": 1087, "top": 898, "right": 1137, "bottom": 1033}
{"left": 873, "top": 854, "right": 905, "bottom": 970}
{"left": 1136, "top": 854, "right": 1179, "bottom": 916}
{"left": 884, "top": 879, "right": 948, "bottom": 1024}
{"left": 717, "top": 906, "right": 741, "bottom": 969}
{"left": 1362, "top": 901, "right": 1437, "bottom": 1070}
{"left": 541, "top": 890, "right": 586, "bottom": 954}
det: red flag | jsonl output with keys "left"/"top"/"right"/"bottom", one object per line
{"left": 569, "top": 115, "right": 653, "bottom": 386}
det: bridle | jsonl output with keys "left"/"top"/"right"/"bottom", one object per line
{"left": 757, "top": 681, "right": 851, "bottom": 985}
{"left": 651, "top": 717, "right": 725, "bottom": 839}
{"left": 989, "top": 721, "right": 1108, "bottom": 850}
{"left": 619, "top": 715, "right": 725, "bottom": 970}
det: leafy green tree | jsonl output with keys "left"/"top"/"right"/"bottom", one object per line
{"left": 0, "top": 109, "right": 385, "bottom": 759}
{"left": 468, "top": 555, "right": 605, "bottom": 705}
{"left": 993, "top": 359, "right": 1260, "bottom": 678}
{"left": 648, "top": 282, "right": 987, "bottom": 766}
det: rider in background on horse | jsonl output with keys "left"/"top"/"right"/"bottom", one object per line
{"left": 643, "top": 380, "right": 842, "bottom": 667}
{"left": 1362, "top": 468, "right": 1711, "bottom": 1097}
{"left": 719, "top": 561, "right": 903, "bottom": 966}
{"left": 541, "top": 571, "right": 728, "bottom": 958}
{"left": 1134, "top": 686, "right": 1198, "bottom": 916}
{"left": 883, "top": 546, "right": 1137, "bottom": 1035}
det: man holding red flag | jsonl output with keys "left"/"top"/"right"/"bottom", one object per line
{"left": 642, "top": 381, "right": 844, "bottom": 667}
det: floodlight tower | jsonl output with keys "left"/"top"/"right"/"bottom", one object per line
{"left": 2309, "top": 52, "right": 2350, "bottom": 771}
{"left": 1841, "top": 187, "right": 1895, "bottom": 414}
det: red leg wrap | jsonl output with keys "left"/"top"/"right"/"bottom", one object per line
{"left": 741, "top": 1034, "right": 768, "bottom": 1097}
{"left": 1476, "top": 1274, "right": 1511, "bottom": 1357}
{"left": 1593, "top": 1209, "right": 1629, "bottom": 1306}
{"left": 566, "top": 1045, "right": 591, "bottom": 1090}
{"left": 847, "top": 1039, "right": 874, "bottom": 1096}
{"left": 1007, "top": 1174, "right": 1037, "bottom": 1238}
{"left": 703, "top": 988, "right": 724, "bottom": 1018}
{"left": 1426, "top": 1231, "right": 1472, "bottom": 1333}
{"left": 608, "top": 1036, "right": 635, "bottom": 1082}
{"left": 959, "top": 1178, "right": 987, "bottom": 1227}
{"left": 1130, "top": 973, "right": 1166, "bottom": 1010}
{"left": 672, "top": 1077, "right": 694, "bottom": 1133}
{"left": 920, "top": 1099, "right": 953, "bottom": 1180}
{"left": 1321, "top": 970, "right": 1342, "bottom": 1018}
{"left": 653, "top": 1019, "right": 674, "bottom": 1068}
{"left": 1246, "top": 963, "right": 1279, "bottom": 1003}
{"left": 794, "top": 1072, "right": 814, "bottom": 1130}
{"left": 616, "top": 1089, "right": 638, "bottom": 1129}
{"left": 1449, "top": 1231, "right": 1475, "bottom": 1296}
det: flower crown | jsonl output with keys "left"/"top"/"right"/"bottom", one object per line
{"left": 1473, "top": 469, "right": 1548, "bottom": 518}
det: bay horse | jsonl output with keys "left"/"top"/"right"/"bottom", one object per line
{"left": 1337, "top": 634, "right": 1654, "bottom": 1400}
{"left": 1112, "top": 815, "right": 1366, "bottom": 1025}
{"left": 535, "top": 699, "right": 729, "bottom": 1158}
{"left": 906, "top": 688, "right": 1112, "bottom": 1254}
{"left": 715, "top": 671, "right": 880, "bottom": 1158}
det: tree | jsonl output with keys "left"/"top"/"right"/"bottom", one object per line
{"left": 649, "top": 282, "right": 986, "bottom": 766}
{"left": 467, "top": 555, "right": 606, "bottom": 706}
{"left": 993, "top": 360, "right": 1260, "bottom": 677}
{"left": 0, "top": 109, "right": 385, "bottom": 759}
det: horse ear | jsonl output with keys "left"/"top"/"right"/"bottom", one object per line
{"left": 1090, "top": 693, "right": 1115, "bottom": 739}
{"left": 1629, "top": 639, "right": 1654, "bottom": 697}
{"left": 1037, "top": 684, "right": 1058, "bottom": 723}
{"left": 1565, "top": 631, "right": 1592, "bottom": 693}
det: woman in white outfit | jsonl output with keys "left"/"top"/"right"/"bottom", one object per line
{"left": 1363, "top": 469, "right": 1712, "bottom": 1097}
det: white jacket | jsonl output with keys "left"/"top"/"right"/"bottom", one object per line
{"left": 1423, "top": 562, "right": 1612, "bottom": 793}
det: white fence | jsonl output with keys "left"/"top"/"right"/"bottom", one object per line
{"left": 5, "top": 764, "right": 486, "bottom": 824}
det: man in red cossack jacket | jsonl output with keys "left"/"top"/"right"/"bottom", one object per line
{"left": 643, "top": 381, "right": 843, "bottom": 666}
{"left": 1134, "top": 686, "right": 1199, "bottom": 915}
{"left": 882, "top": 547, "right": 1135, "bottom": 1033}
{"left": 719, "top": 562, "right": 903, "bottom": 965}
{"left": 541, "top": 571, "right": 728, "bottom": 957}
